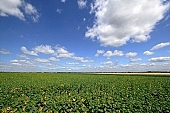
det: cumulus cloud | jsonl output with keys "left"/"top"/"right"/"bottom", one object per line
{"left": 34, "top": 45, "right": 54, "bottom": 54}
{"left": 0, "top": 0, "right": 39, "bottom": 22}
{"left": 20, "top": 46, "right": 38, "bottom": 56}
{"left": 13, "top": 59, "right": 28, "bottom": 63}
{"left": 56, "top": 8, "right": 62, "bottom": 13}
{"left": 77, "top": 0, "right": 87, "bottom": 9}
{"left": 11, "top": 62, "right": 22, "bottom": 66}
{"left": 95, "top": 50, "right": 104, "bottom": 56}
{"left": 24, "top": 3, "right": 39, "bottom": 22}
{"left": 61, "top": 0, "right": 66, "bottom": 3}
{"left": 54, "top": 46, "right": 93, "bottom": 63}
{"left": 101, "top": 61, "right": 118, "bottom": 67}
{"left": 73, "top": 56, "right": 94, "bottom": 63}
{"left": 17, "top": 54, "right": 30, "bottom": 59}
{"left": 103, "top": 51, "right": 113, "bottom": 58}
{"left": 112, "top": 50, "right": 124, "bottom": 56}
{"left": 10, "top": 59, "right": 33, "bottom": 66}
{"left": 55, "top": 47, "right": 75, "bottom": 59}
{"left": 143, "top": 50, "right": 154, "bottom": 55}
{"left": 0, "top": 49, "right": 11, "bottom": 54}
{"left": 35, "top": 58, "right": 50, "bottom": 63}
{"left": 66, "top": 62, "right": 79, "bottom": 65}
{"left": 130, "top": 58, "right": 142, "bottom": 62}
{"left": 10, "top": 60, "right": 19, "bottom": 63}
{"left": 85, "top": 0, "right": 170, "bottom": 47}
{"left": 150, "top": 42, "right": 170, "bottom": 51}
{"left": 126, "top": 52, "right": 137, "bottom": 57}
{"left": 103, "top": 50, "right": 124, "bottom": 58}
{"left": 19, "top": 45, "right": 92, "bottom": 64}
{"left": 0, "top": 0, "right": 24, "bottom": 20}
{"left": 149, "top": 56, "right": 170, "bottom": 62}
{"left": 49, "top": 57, "right": 59, "bottom": 62}
{"left": 78, "top": 62, "right": 170, "bottom": 72}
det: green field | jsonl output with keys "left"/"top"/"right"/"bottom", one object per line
{"left": 0, "top": 73, "right": 170, "bottom": 113}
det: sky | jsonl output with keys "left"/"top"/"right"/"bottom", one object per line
{"left": 0, "top": 0, "right": 170, "bottom": 72}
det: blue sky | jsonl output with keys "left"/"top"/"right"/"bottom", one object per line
{"left": 0, "top": 0, "right": 170, "bottom": 72}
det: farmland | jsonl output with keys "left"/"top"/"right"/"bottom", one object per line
{"left": 0, "top": 73, "right": 170, "bottom": 113}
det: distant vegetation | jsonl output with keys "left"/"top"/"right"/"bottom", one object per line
{"left": 1, "top": 71, "right": 170, "bottom": 73}
{"left": 0, "top": 73, "right": 170, "bottom": 112}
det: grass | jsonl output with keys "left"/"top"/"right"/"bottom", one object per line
{"left": 0, "top": 72, "right": 170, "bottom": 112}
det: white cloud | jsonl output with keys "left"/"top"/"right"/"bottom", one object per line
{"left": 54, "top": 46, "right": 93, "bottom": 62}
{"left": 35, "top": 58, "right": 50, "bottom": 63}
{"left": 56, "top": 8, "right": 62, "bottom": 13}
{"left": 103, "top": 50, "right": 124, "bottom": 58}
{"left": 66, "top": 62, "right": 79, "bottom": 65}
{"left": 73, "top": 56, "right": 94, "bottom": 63}
{"left": 24, "top": 3, "right": 39, "bottom": 22}
{"left": 103, "top": 51, "right": 113, "bottom": 58}
{"left": 143, "top": 50, "right": 154, "bottom": 55}
{"left": 0, "top": 49, "right": 11, "bottom": 54}
{"left": 85, "top": 0, "right": 170, "bottom": 47}
{"left": 77, "top": 0, "right": 87, "bottom": 9}
{"left": 95, "top": 50, "right": 104, "bottom": 56}
{"left": 10, "top": 59, "right": 33, "bottom": 66}
{"left": 34, "top": 45, "right": 54, "bottom": 54}
{"left": 130, "top": 58, "right": 142, "bottom": 62}
{"left": 55, "top": 47, "right": 74, "bottom": 58}
{"left": 0, "top": 0, "right": 39, "bottom": 22}
{"left": 21, "top": 46, "right": 38, "bottom": 56}
{"left": 149, "top": 56, "right": 170, "bottom": 62}
{"left": 0, "top": 12, "right": 7, "bottom": 16}
{"left": 49, "top": 57, "right": 59, "bottom": 62}
{"left": 24, "top": 45, "right": 93, "bottom": 63}
{"left": 126, "top": 52, "right": 137, "bottom": 57}
{"left": 17, "top": 54, "right": 30, "bottom": 59}
{"left": 83, "top": 18, "right": 86, "bottom": 22}
{"left": 101, "top": 61, "right": 118, "bottom": 67}
{"left": 78, "top": 63, "right": 170, "bottom": 72}
{"left": 61, "top": 0, "right": 66, "bottom": 3}
{"left": 150, "top": 42, "right": 170, "bottom": 51}
{"left": 0, "top": 0, "right": 25, "bottom": 20}
{"left": 112, "top": 50, "right": 124, "bottom": 56}
{"left": 11, "top": 62, "right": 22, "bottom": 66}
{"left": 10, "top": 60, "right": 19, "bottom": 63}
{"left": 9, "top": 57, "right": 60, "bottom": 71}
{"left": 119, "top": 63, "right": 170, "bottom": 72}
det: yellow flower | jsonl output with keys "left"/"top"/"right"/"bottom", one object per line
{"left": 67, "top": 99, "right": 71, "bottom": 103}
{"left": 72, "top": 98, "right": 76, "bottom": 101}
{"left": 2, "top": 108, "right": 7, "bottom": 113}
{"left": 68, "top": 92, "right": 71, "bottom": 96}
{"left": 7, "top": 106, "right": 10, "bottom": 110}
{"left": 60, "top": 84, "right": 64, "bottom": 87}
{"left": 82, "top": 104, "right": 86, "bottom": 108}
{"left": 43, "top": 101, "right": 47, "bottom": 105}
{"left": 81, "top": 98, "right": 86, "bottom": 102}
{"left": 46, "top": 110, "right": 52, "bottom": 113}
{"left": 22, "top": 106, "right": 26, "bottom": 111}
{"left": 39, "top": 107, "right": 43, "bottom": 112}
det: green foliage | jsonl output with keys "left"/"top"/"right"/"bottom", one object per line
{"left": 0, "top": 73, "right": 170, "bottom": 112}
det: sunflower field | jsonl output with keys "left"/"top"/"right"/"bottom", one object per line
{"left": 0, "top": 72, "right": 170, "bottom": 113}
